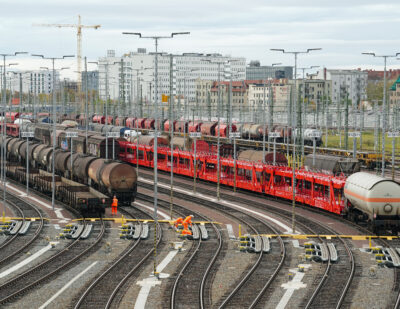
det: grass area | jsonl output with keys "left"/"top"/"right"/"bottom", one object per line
{"left": 322, "top": 129, "right": 400, "bottom": 155}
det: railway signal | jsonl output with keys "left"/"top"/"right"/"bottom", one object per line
{"left": 21, "top": 131, "right": 34, "bottom": 195}
{"left": 190, "top": 132, "right": 202, "bottom": 193}
{"left": 349, "top": 132, "right": 361, "bottom": 159}
{"left": 308, "top": 131, "right": 322, "bottom": 166}
{"left": 387, "top": 131, "right": 399, "bottom": 180}
{"left": 269, "top": 132, "right": 281, "bottom": 166}
{"left": 106, "top": 131, "right": 120, "bottom": 160}
{"left": 66, "top": 131, "right": 78, "bottom": 179}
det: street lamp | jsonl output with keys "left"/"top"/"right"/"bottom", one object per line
{"left": 362, "top": 52, "right": 400, "bottom": 177}
{"left": 0, "top": 52, "right": 26, "bottom": 220}
{"left": 122, "top": 31, "right": 190, "bottom": 277}
{"left": 270, "top": 48, "right": 321, "bottom": 233}
{"left": 32, "top": 54, "right": 74, "bottom": 211}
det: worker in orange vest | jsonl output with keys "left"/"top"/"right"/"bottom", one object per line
{"left": 183, "top": 215, "right": 194, "bottom": 226}
{"left": 174, "top": 217, "right": 184, "bottom": 228}
{"left": 181, "top": 215, "right": 194, "bottom": 236}
{"left": 111, "top": 195, "right": 118, "bottom": 215}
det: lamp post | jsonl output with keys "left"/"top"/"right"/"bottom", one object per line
{"left": 362, "top": 52, "right": 400, "bottom": 177}
{"left": 32, "top": 54, "right": 74, "bottom": 211}
{"left": 270, "top": 48, "right": 321, "bottom": 233}
{"left": 0, "top": 52, "right": 26, "bottom": 220}
{"left": 122, "top": 31, "right": 190, "bottom": 277}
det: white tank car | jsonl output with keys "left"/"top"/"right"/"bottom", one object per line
{"left": 344, "top": 172, "right": 400, "bottom": 228}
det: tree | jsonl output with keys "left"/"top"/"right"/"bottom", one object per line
{"left": 367, "top": 79, "right": 396, "bottom": 103}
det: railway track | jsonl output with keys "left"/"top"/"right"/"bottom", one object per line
{"left": 136, "top": 192, "right": 225, "bottom": 309}
{"left": 138, "top": 171, "right": 358, "bottom": 308}
{"left": 0, "top": 190, "right": 45, "bottom": 269}
{"left": 0, "top": 218, "right": 105, "bottom": 305}
{"left": 73, "top": 206, "right": 160, "bottom": 309}
{"left": 139, "top": 182, "right": 286, "bottom": 308}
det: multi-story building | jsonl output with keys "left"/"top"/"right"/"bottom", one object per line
{"left": 295, "top": 78, "right": 332, "bottom": 103}
{"left": 365, "top": 69, "right": 400, "bottom": 83}
{"left": 98, "top": 49, "right": 246, "bottom": 104}
{"left": 81, "top": 70, "right": 99, "bottom": 92}
{"left": 315, "top": 69, "right": 367, "bottom": 106}
{"left": 8, "top": 70, "right": 60, "bottom": 95}
{"left": 196, "top": 79, "right": 291, "bottom": 114}
{"left": 247, "top": 79, "right": 291, "bottom": 112}
{"left": 246, "top": 60, "right": 293, "bottom": 80}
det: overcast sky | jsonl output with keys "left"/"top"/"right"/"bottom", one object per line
{"left": 2, "top": 0, "right": 400, "bottom": 79}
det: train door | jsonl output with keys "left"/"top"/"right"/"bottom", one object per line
{"left": 220, "top": 159, "right": 234, "bottom": 187}
{"left": 236, "top": 162, "right": 253, "bottom": 190}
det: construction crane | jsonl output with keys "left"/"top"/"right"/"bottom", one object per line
{"left": 34, "top": 15, "right": 101, "bottom": 95}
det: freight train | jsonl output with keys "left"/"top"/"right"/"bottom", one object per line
{"left": 87, "top": 114, "right": 323, "bottom": 146}
{"left": 1, "top": 126, "right": 138, "bottom": 207}
{"left": 3, "top": 119, "right": 400, "bottom": 233}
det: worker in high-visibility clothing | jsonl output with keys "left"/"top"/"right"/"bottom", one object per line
{"left": 173, "top": 217, "right": 184, "bottom": 228}
{"left": 111, "top": 195, "right": 118, "bottom": 215}
{"left": 181, "top": 215, "right": 194, "bottom": 236}
{"left": 183, "top": 215, "right": 194, "bottom": 226}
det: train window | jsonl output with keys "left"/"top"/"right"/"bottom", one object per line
{"left": 305, "top": 181, "right": 311, "bottom": 190}
{"left": 255, "top": 171, "right": 263, "bottom": 184}
{"left": 285, "top": 177, "right": 292, "bottom": 186}
{"left": 138, "top": 150, "right": 144, "bottom": 160}
{"left": 158, "top": 153, "right": 166, "bottom": 161}
{"left": 274, "top": 175, "right": 282, "bottom": 184}
{"left": 127, "top": 148, "right": 134, "bottom": 154}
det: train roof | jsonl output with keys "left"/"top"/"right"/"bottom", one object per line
{"left": 346, "top": 172, "right": 397, "bottom": 190}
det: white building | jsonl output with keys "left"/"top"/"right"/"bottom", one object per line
{"left": 98, "top": 49, "right": 246, "bottom": 103}
{"left": 316, "top": 68, "right": 367, "bottom": 105}
{"left": 8, "top": 70, "right": 60, "bottom": 95}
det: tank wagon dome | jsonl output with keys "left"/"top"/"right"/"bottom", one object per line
{"left": 344, "top": 172, "right": 400, "bottom": 218}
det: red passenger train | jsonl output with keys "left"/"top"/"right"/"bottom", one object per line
{"left": 118, "top": 140, "right": 347, "bottom": 216}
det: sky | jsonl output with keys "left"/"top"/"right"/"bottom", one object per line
{"left": 1, "top": 0, "right": 400, "bottom": 79}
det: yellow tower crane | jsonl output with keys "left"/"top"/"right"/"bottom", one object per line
{"left": 34, "top": 15, "right": 101, "bottom": 96}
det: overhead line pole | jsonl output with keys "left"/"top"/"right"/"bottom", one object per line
{"left": 32, "top": 54, "right": 74, "bottom": 211}
{"left": 362, "top": 52, "right": 400, "bottom": 177}
{"left": 0, "top": 52, "right": 26, "bottom": 220}
{"left": 270, "top": 48, "right": 321, "bottom": 234}
{"left": 122, "top": 31, "right": 189, "bottom": 277}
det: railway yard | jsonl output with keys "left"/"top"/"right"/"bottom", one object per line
{"left": 0, "top": 112, "right": 398, "bottom": 308}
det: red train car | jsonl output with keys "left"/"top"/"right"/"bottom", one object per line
{"left": 188, "top": 121, "right": 203, "bottom": 133}
{"left": 216, "top": 124, "right": 237, "bottom": 137}
{"left": 6, "top": 123, "right": 19, "bottom": 137}
{"left": 118, "top": 140, "right": 347, "bottom": 217}
{"left": 126, "top": 117, "right": 136, "bottom": 128}
{"left": 5, "top": 112, "right": 20, "bottom": 122}
{"left": 144, "top": 118, "right": 155, "bottom": 130}
{"left": 164, "top": 120, "right": 177, "bottom": 132}
{"left": 135, "top": 118, "right": 146, "bottom": 129}
{"left": 93, "top": 115, "right": 105, "bottom": 124}
{"left": 115, "top": 117, "right": 127, "bottom": 126}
